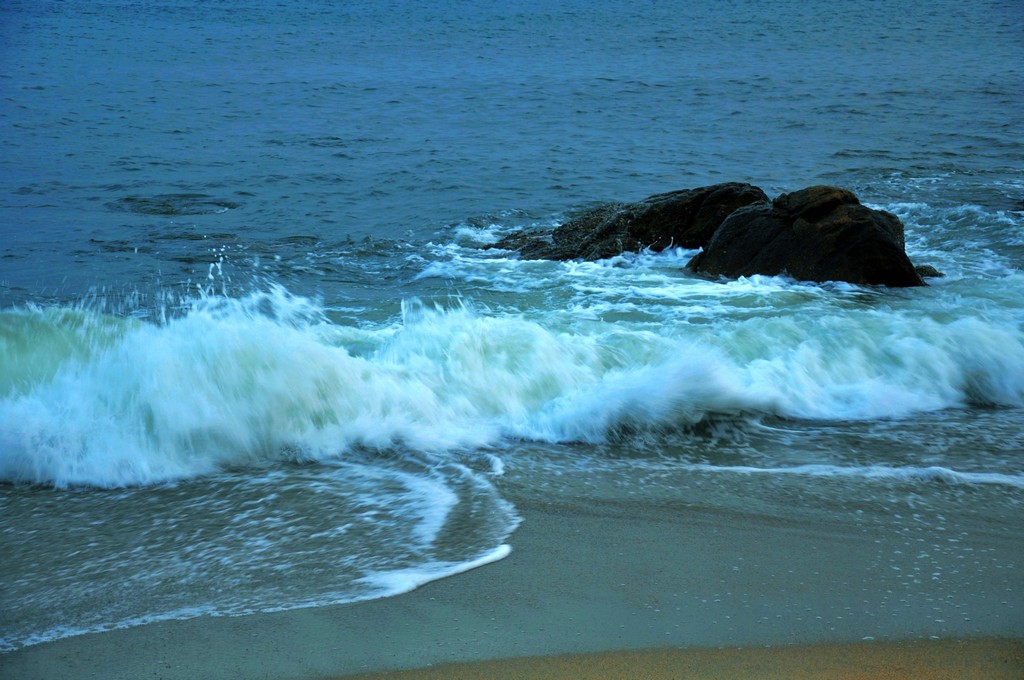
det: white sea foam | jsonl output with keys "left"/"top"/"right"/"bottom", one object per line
{"left": 356, "top": 544, "right": 512, "bottom": 595}
{"left": 400, "top": 471, "right": 460, "bottom": 547}
{"left": 688, "top": 463, "right": 1024, "bottom": 489}
{"left": 2, "top": 282, "right": 1023, "bottom": 487}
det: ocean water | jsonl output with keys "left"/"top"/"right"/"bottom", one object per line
{"left": 1, "top": 0, "right": 1023, "bottom": 652}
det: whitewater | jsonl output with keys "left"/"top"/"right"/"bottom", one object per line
{"left": 3, "top": 259, "right": 1023, "bottom": 489}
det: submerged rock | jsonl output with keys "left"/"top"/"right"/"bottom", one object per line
{"left": 915, "top": 264, "right": 945, "bottom": 279}
{"left": 106, "top": 193, "right": 240, "bottom": 216}
{"left": 492, "top": 182, "right": 768, "bottom": 261}
{"left": 686, "top": 185, "right": 926, "bottom": 287}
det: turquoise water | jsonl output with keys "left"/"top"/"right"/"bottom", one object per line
{"left": 1, "top": 0, "right": 1022, "bottom": 651}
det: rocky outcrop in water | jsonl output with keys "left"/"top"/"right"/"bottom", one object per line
{"left": 686, "top": 185, "right": 924, "bottom": 287}
{"left": 493, "top": 183, "right": 930, "bottom": 287}
{"left": 492, "top": 182, "right": 768, "bottom": 261}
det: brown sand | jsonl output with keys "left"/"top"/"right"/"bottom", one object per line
{"left": 340, "top": 638, "right": 1024, "bottom": 680}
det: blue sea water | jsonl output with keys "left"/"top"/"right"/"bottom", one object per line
{"left": 1, "top": 0, "right": 1023, "bottom": 652}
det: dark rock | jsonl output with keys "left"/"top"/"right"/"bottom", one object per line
{"left": 622, "top": 183, "right": 772, "bottom": 251}
{"left": 686, "top": 185, "right": 925, "bottom": 287}
{"left": 492, "top": 183, "right": 768, "bottom": 260}
{"left": 545, "top": 202, "right": 640, "bottom": 261}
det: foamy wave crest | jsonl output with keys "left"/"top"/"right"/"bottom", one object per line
{"left": 2, "top": 286, "right": 1023, "bottom": 486}
{"left": 0, "top": 290, "right": 498, "bottom": 487}
{"left": 525, "top": 348, "right": 772, "bottom": 442}
{"left": 726, "top": 314, "right": 1024, "bottom": 419}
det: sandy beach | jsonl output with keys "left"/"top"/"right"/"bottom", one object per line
{"left": 340, "top": 639, "right": 1024, "bottom": 680}
{"left": 4, "top": 495, "right": 1021, "bottom": 680}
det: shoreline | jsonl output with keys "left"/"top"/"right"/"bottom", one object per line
{"left": 4, "top": 497, "right": 1021, "bottom": 679}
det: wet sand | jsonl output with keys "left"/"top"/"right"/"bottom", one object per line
{"left": 340, "top": 639, "right": 1024, "bottom": 680}
{"left": 3, "top": 498, "right": 1021, "bottom": 679}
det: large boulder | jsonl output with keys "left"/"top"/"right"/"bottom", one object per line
{"left": 686, "top": 185, "right": 925, "bottom": 287}
{"left": 492, "top": 183, "right": 768, "bottom": 260}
